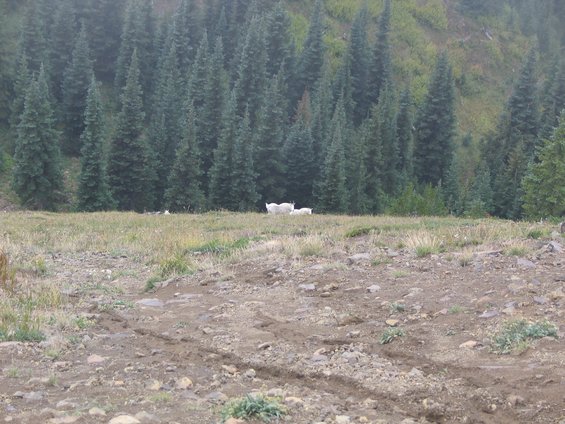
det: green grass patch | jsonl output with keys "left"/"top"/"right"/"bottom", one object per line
{"left": 0, "top": 301, "right": 45, "bottom": 342}
{"left": 345, "top": 226, "right": 376, "bottom": 238}
{"left": 186, "top": 237, "right": 253, "bottom": 257}
{"left": 380, "top": 328, "right": 405, "bottom": 344}
{"left": 0, "top": 249, "right": 17, "bottom": 294}
{"left": 221, "top": 394, "right": 286, "bottom": 423}
{"left": 159, "top": 253, "right": 192, "bottom": 278}
{"left": 491, "top": 319, "right": 558, "bottom": 354}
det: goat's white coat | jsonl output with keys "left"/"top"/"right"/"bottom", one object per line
{"left": 290, "top": 208, "right": 313, "bottom": 215}
{"left": 266, "top": 202, "right": 294, "bottom": 214}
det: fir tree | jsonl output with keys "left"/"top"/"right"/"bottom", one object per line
{"left": 284, "top": 92, "right": 315, "bottom": 206}
{"left": 522, "top": 112, "right": 565, "bottom": 219}
{"left": 9, "top": 52, "right": 31, "bottom": 136}
{"left": 209, "top": 92, "right": 238, "bottom": 210}
{"left": 19, "top": 2, "right": 49, "bottom": 74}
{"left": 199, "top": 37, "right": 228, "bottom": 189}
{"left": 296, "top": 0, "right": 325, "bottom": 98}
{"left": 368, "top": 0, "right": 392, "bottom": 106}
{"left": 61, "top": 23, "right": 94, "bottom": 156}
{"left": 12, "top": 65, "right": 63, "bottom": 210}
{"left": 465, "top": 160, "right": 493, "bottom": 217}
{"left": 172, "top": 0, "right": 201, "bottom": 76}
{"left": 254, "top": 74, "right": 287, "bottom": 203}
{"left": 316, "top": 95, "right": 348, "bottom": 213}
{"left": 231, "top": 108, "right": 259, "bottom": 211}
{"left": 443, "top": 156, "right": 461, "bottom": 215}
{"left": 165, "top": 104, "right": 205, "bottom": 213}
{"left": 363, "top": 104, "right": 385, "bottom": 214}
{"left": 310, "top": 65, "right": 333, "bottom": 179}
{"left": 107, "top": 50, "right": 153, "bottom": 212}
{"left": 77, "top": 76, "right": 113, "bottom": 211}
{"left": 49, "top": 0, "right": 77, "bottom": 102}
{"left": 414, "top": 51, "right": 456, "bottom": 186}
{"left": 539, "top": 59, "right": 565, "bottom": 139}
{"left": 188, "top": 31, "right": 210, "bottom": 113}
{"left": 396, "top": 87, "right": 414, "bottom": 186}
{"left": 493, "top": 142, "right": 529, "bottom": 219}
{"left": 265, "top": 2, "right": 294, "bottom": 77}
{"left": 376, "top": 82, "right": 399, "bottom": 196}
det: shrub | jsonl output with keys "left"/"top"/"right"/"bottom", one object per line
{"left": 0, "top": 249, "right": 17, "bottom": 294}
{"left": 380, "top": 328, "right": 405, "bottom": 344}
{"left": 491, "top": 320, "right": 558, "bottom": 354}
{"left": 221, "top": 394, "right": 286, "bottom": 423}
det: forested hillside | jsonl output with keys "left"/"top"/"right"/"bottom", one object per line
{"left": 0, "top": 0, "right": 563, "bottom": 218}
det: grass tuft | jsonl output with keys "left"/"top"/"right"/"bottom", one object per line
{"left": 0, "top": 249, "right": 17, "bottom": 294}
{"left": 345, "top": 226, "right": 376, "bottom": 238}
{"left": 404, "top": 231, "right": 442, "bottom": 257}
{"left": 221, "top": 394, "right": 286, "bottom": 423}
{"left": 380, "top": 328, "right": 405, "bottom": 344}
{"left": 491, "top": 319, "right": 558, "bottom": 354}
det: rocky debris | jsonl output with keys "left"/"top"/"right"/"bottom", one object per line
{"left": 517, "top": 258, "right": 536, "bottom": 269}
{"left": 366, "top": 284, "right": 381, "bottom": 293}
{"left": 347, "top": 253, "right": 371, "bottom": 265}
{"left": 175, "top": 377, "right": 193, "bottom": 390}
{"left": 87, "top": 354, "right": 106, "bottom": 364}
{"left": 89, "top": 407, "right": 107, "bottom": 416}
{"left": 299, "top": 283, "right": 316, "bottom": 291}
{"left": 136, "top": 299, "right": 165, "bottom": 308}
{"left": 459, "top": 340, "right": 479, "bottom": 349}
{"left": 108, "top": 416, "right": 141, "bottom": 424}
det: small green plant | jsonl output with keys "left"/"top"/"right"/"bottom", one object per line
{"left": 390, "top": 302, "right": 406, "bottom": 313}
{"left": 44, "top": 348, "right": 61, "bottom": 360}
{"left": 504, "top": 244, "right": 528, "bottom": 257}
{"left": 6, "top": 367, "right": 20, "bottom": 378}
{"left": 526, "top": 229, "right": 544, "bottom": 239}
{"left": 148, "top": 392, "right": 173, "bottom": 403}
{"left": 491, "top": 319, "right": 558, "bottom": 354}
{"left": 186, "top": 237, "right": 252, "bottom": 257}
{"left": 345, "top": 226, "right": 376, "bottom": 238}
{"left": 32, "top": 256, "right": 48, "bottom": 276}
{"left": 0, "top": 302, "right": 45, "bottom": 342}
{"left": 159, "top": 253, "right": 191, "bottom": 277}
{"left": 47, "top": 373, "right": 58, "bottom": 386}
{"left": 371, "top": 257, "right": 392, "bottom": 266}
{"left": 380, "top": 328, "right": 405, "bottom": 344}
{"left": 74, "top": 316, "right": 94, "bottom": 330}
{"left": 221, "top": 394, "right": 286, "bottom": 423}
{"left": 391, "top": 270, "right": 409, "bottom": 279}
{"left": 458, "top": 255, "right": 473, "bottom": 267}
{"left": 144, "top": 275, "right": 161, "bottom": 292}
{"left": 448, "top": 305, "right": 464, "bottom": 314}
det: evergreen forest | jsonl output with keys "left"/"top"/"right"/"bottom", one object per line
{"left": 0, "top": 0, "right": 564, "bottom": 219}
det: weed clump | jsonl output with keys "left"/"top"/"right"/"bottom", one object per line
{"left": 380, "top": 328, "right": 405, "bottom": 344}
{"left": 491, "top": 319, "right": 557, "bottom": 354}
{"left": 0, "top": 249, "right": 17, "bottom": 294}
{"left": 221, "top": 394, "right": 286, "bottom": 423}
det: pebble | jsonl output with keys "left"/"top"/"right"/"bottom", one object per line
{"left": 347, "top": 253, "right": 371, "bottom": 265}
{"left": 87, "top": 354, "right": 106, "bottom": 364}
{"left": 335, "top": 416, "right": 351, "bottom": 424}
{"left": 224, "top": 419, "right": 245, "bottom": 424}
{"left": 366, "top": 284, "right": 381, "bottom": 293}
{"left": 517, "top": 258, "right": 535, "bottom": 269}
{"left": 299, "top": 283, "right": 316, "bottom": 291}
{"left": 284, "top": 396, "right": 305, "bottom": 407}
{"left": 175, "top": 377, "right": 193, "bottom": 390}
{"left": 89, "top": 407, "right": 107, "bottom": 416}
{"left": 134, "top": 411, "right": 160, "bottom": 423}
{"left": 385, "top": 319, "right": 399, "bottom": 327}
{"left": 244, "top": 368, "right": 256, "bottom": 379}
{"left": 222, "top": 365, "right": 238, "bottom": 374}
{"left": 108, "top": 416, "right": 141, "bottom": 424}
{"left": 459, "top": 340, "right": 479, "bottom": 349}
{"left": 48, "top": 417, "right": 81, "bottom": 424}
{"left": 135, "top": 299, "right": 164, "bottom": 308}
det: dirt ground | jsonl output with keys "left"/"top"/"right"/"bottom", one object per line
{"left": 1, "top": 227, "right": 564, "bottom": 424}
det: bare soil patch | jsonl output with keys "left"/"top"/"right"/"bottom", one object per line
{"left": 1, "top": 215, "right": 564, "bottom": 424}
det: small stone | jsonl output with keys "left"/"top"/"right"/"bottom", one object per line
{"left": 108, "top": 416, "right": 141, "bottom": 424}
{"left": 284, "top": 396, "right": 304, "bottom": 407}
{"left": 366, "top": 284, "right": 381, "bottom": 293}
{"left": 23, "top": 391, "right": 44, "bottom": 401}
{"left": 87, "top": 354, "right": 106, "bottom": 364}
{"left": 206, "top": 391, "right": 228, "bottom": 402}
{"left": 222, "top": 365, "right": 238, "bottom": 374}
{"left": 89, "top": 407, "right": 106, "bottom": 416}
{"left": 257, "top": 342, "right": 272, "bottom": 350}
{"left": 136, "top": 299, "right": 164, "bottom": 308}
{"left": 299, "top": 283, "right": 316, "bottom": 291}
{"left": 266, "top": 388, "right": 285, "bottom": 397}
{"left": 335, "top": 415, "right": 351, "bottom": 424}
{"left": 533, "top": 296, "right": 548, "bottom": 305}
{"left": 459, "top": 340, "right": 478, "bottom": 349}
{"left": 479, "top": 310, "right": 499, "bottom": 319}
{"left": 482, "top": 404, "right": 497, "bottom": 414}
{"left": 385, "top": 319, "right": 399, "bottom": 327}
{"left": 408, "top": 367, "right": 424, "bottom": 378}
{"left": 146, "top": 380, "right": 161, "bottom": 391}
{"left": 175, "top": 377, "right": 193, "bottom": 390}
{"left": 358, "top": 417, "right": 369, "bottom": 423}
{"left": 337, "top": 313, "right": 364, "bottom": 326}
{"left": 244, "top": 369, "right": 256, "bottom": 379}
{"left": 134, "top": 411, "right": 160, "bottom": 423}
{"left": 320, "top": 292, "right": 331, "bottom": 298}
{"left": 347, "top": 330, "right": 361, "bottom": 338}
{"left": 475, "top": 296, "right": 494, "bottom": 309}
{"left": 56, "top": 399, "right": 78, "bottom": 410}
{"left": 507, "top": 394, "right": 525, "bottom": 407}
{"left": 224, "top": 419, "right": 245, "bottom": 424}
{"left": 347, "top": 253, "right": 371, "bottom": 265}
{"left": 517, "top": 258, "right": 535, "bottom": 269}
{"left": 48, "top": 417, "right": 80, "bottom": 424}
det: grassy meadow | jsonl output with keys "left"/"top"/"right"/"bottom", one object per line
{"left": 0, "top": 211, "right": 554, "bottom": 343}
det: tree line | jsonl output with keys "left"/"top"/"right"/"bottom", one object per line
{"left": 3, "top": 0, "right": 565, "bottom": 218}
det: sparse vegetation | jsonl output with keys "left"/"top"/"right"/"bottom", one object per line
{"left": 380, "top": 328, "right": 405, "bottom": 344}
{"left": 404, "top": 231, "right": 443, "bottom": 257}
{"left": 221, "top": 394, "right": 287, "bottom": 423}
{"left": 491, "top": 319, "right": 558, "bottom": 354}
{"left": 0, "top": 249, "right": 17, "bottom": 294}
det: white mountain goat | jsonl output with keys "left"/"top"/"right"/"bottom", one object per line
{"left": 290, "top": 208, "right": 313, "bottom": 215}
{"left": 266, "top": 202, "right": 294, "bottom": 214}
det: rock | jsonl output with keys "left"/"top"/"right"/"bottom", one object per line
{"left": 459, "top": 340, "right": 479, "bottom": 349}
{"left": 135, "top": 299, "right": 164, "bottom": 308}
{"left": 507, "top": 394, "right": 525, "bottom": 407}
{"left": 87, "top": 354, "right": 106, "bottom": 364}
{"left": 408, "top": 367, "right": 424, "bottom": 378}
{"left": 475, "top": 296, "right": 494, "bottom": 310}
{"left": 206, "top": 391, "right": 228, "bottom": 402}
{"left": 146, "top": 380, "right": 161, "bottom": 391}
{"left": 335, "top": 416, "right": 351, "bottom": 424}
{"left": 221, "top": 365, "right": 238, "bottom": 374}
{"left": 89, "top": 407, "right": 106, "bottom": 416}
{"left": 547, "top": 241, "right": 563, "bottom": 253}
{"left": 517, "top": 258, "right": 536, "bottom": 269}
{"left": 56, "top": 399, "right": 78, "bottom": 410}
{"left": 266, "top": 388, "right": 285, "bottom": 398}
{"left": 385, "top": 319, "right": 399, "bottom": 327}
{"left": 134, "top": 411, "right": 161, "bottom": 423}
{"left": 175, "top": 377, "right": 193, "bottom": 390}
{"left": 298, "top": 283, "right": 316, "bottom": 292}
{"left": 502, "top": 306, "right": 516, "bottom": 315}
{"left": 257, "top": 342, "right": 272, "bottom": 350}
{"left": 244, "top": 368, "right": 256, "bottom": 379}
{"left": 337, "top": 313, "right": 364, "bottom": 326}
{"left": 422, "top": 398, "right": 446, "bottom": 420}
{"left": 366, "top": 284, "right": 381, "bottom": 293}
{"left": 224, "top": 419, "right": 245, "bottom": 424}
{"left": 284, "top": 397, "right": 305, "bottom": 407}
{"left": 311, "top": 354, "right": 328, "bottom": 363}
{"left": 482, "top": 404, "right": 497, "bottom": 414}
{"left": 48, "top": 417, "right": 81, "bottom": 424}
{"left": 108, "top": 416, "right": 141, "bottom": 424}
{"left": 533, "top": 296, "right": 548, "bottom": 305}
{"left": 479, "top": 310, "right": 499, "bottom": 319}
{"left": 23, "top": 391, "right": 44, "bottom": 401}
{"left": 358, "top": 417, "right": 369, "bottom": 423}
{"left": 549, "top": 289, "right": 565, "bottom": 300}
{"left": 347, "top": 253, "right": 371, "bottom": 265}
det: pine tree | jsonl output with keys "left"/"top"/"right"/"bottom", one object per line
{"left": 165, "top": 104, "right": 205, "bottom": 213}
{"left": 493, "top": 142, "right": 529, "bottom": 219}
{"left": 49, "top": 0, "right": 77, "bottom": 102}
{"left": 107, "top": 50, "right": 153, "bottom": 212}
{"left": 376, "top": 82, "right": 399, "bottom": 196}
{"left": 310, "top": 66, "right": 333, "bottom": 179}
{"left": 346, "top": 2, "right": 370, "bottom": 125}
{"left": 172, "top": 0, "right": 201, "bottom": 76}
{"left": 265, "top": 2, "right": 293, "bottom": 77}
{"left": 77, "top": 76, "right": 113, "bottom": 211}
{"left": 443, "top": 156, "right": 461, "bottom": 215}
{"left": 19, "top": 2, "right": 49, "bottom": 74}
{"left": 12, "top": 65, "right": 63, "bottom": 210}
{"left": 506, "top": 49, "right": 539, "bottom": 157}
{"left": 539, "top": 59, "right": 565, "bottom": 139}
{"left": 188, "top": 31, "right": 210, "bottom": 113}
{"left": 465, "top": 160, "right": 493, "bottom": 217}
{"left": 61, "top": 23, "right": 94, "bottom": 156}
{"left": 198, "top": 38, "right": 228, "bottom": 192}
{"left": 346, "top": 127, "right": 369, "bottom": 215}
{"left": 396, "top": 87, "right": 414, "bottom": 186}
{"left": 414, "top": 51, "right": 456, "bottom": 186}
{"left": 368, "top": 0, "right": 392, "bottom": 106}
{"left": 522, "top": 112, "right": 565, "bottom": 219}
{"left": 284, "top": 92, "right": 315, "bottom": 206}
{"left": 88, "top": 0, "right": 125, "bottom": 81}
{"left": 363, "top": 105, "right": 385, "bottom": 214}
{"left": 231, "top": 108, "right": 259, "bottom": 211}
{"left": 296, "top": 0, "right": 325, "bottom": 98}
{"left": 233, "top": 16, "right": 267, "bottom": 127}
{"left": 316, "top": 95, "right": 348, "bottom": 213}
{"left": 253, "top": 74, "right": 287, "bottom": 203}
{"left": 9, "top": 52, "right": 31, "bottom": 136}
{"left": 209, "top": 92, "right": 238, "bottom": 210}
